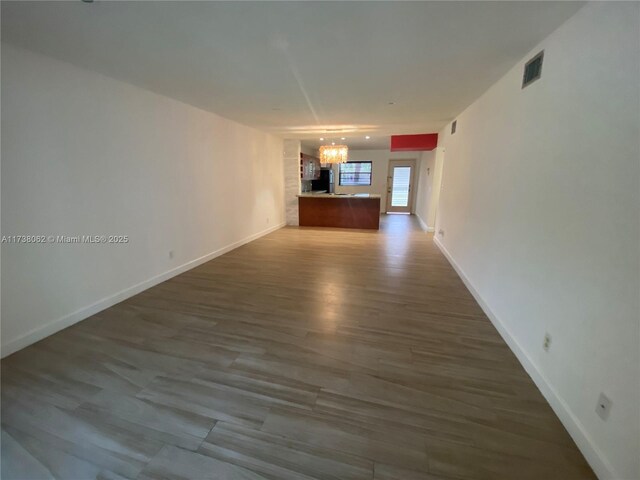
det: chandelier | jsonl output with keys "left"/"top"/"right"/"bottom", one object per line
{"left": 319, "top": 145, "right": 348, "bottom": 164}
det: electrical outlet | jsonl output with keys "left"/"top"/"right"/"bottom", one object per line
{"left": 595, "top": 392, "right": 612, "bottom": 420}
{"left": 438, "top": 229, "right": 445, "bottom": 237}
{"left": 169, "top": 250, "right": 174, "bottom": 259}
{"left": 543, "top": 333, "right": 551, "bottom": 351}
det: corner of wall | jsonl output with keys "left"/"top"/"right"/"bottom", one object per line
{"left": 432, "top": 236, "right": 618, "bottom": 480}
{"left": 415, "top": 213, "right": 435, "bottom": 232}
{"left": 1, "top": 221, "right": 285, "bottom": 358}
{"left": 283, "top": 139, "right": 301, "bottom": 226}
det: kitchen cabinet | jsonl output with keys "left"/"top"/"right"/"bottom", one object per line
{"left": 297, "top": 194, "right": 381, "bottom": 229}
{"left": 300, "top": 153, "right": 321, "bottom": 181}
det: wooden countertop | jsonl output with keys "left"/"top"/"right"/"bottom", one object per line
{"left": 297, "top": 193, "right": 381, "bottom": 199}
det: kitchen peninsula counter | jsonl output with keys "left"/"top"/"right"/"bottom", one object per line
{"left": 297, "top": 193, "right": 381, "bottom": 199}
{"left": 297, "top": 193, "right": 381, "bottom": 229}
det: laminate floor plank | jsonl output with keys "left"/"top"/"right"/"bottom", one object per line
{"left": 192, "top": 368, "right": 320, "bottom": 410}
{"left": 1, "top": 429, "right": 57, "bottom": 480}
{"left": 138, "top": 445, "right": 267, "bottom": 480}
{"left": 373, "top": 462, "right": 455, "bottom": 480}
{"left": 261, "top": 404, "right": 430, "bottom": 472}
{"left": 1, "top": 428, "right": 132, "bottom": 480}
{"left": 2, "top": 399, "right": 161, "bottom": 479}
{"left": 200, "top": 421, "right": 373, "bottom": 480}
{"left": 75, "top": 390, "right": 216, "bottom": 450}
{"left": 1, "top": 215, "right": 596, "bottom": 479}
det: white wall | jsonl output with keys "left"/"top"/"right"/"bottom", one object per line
{"left": 414, "top": 149, "right": 438, "bottom": 230}
{"left": 1, "top": 44, "right": 286, "bottom": 356}
{"left": 332, "top": 149, "right": 423, "bottom": 212}
{"left": 300, "top": 145, "right": 316, "bottom": 157}
{"left": 433, "top": 3, "right": 639, "bottom": 479}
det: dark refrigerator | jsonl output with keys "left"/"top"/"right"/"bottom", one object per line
{"left": 311, "top": 168, "right": 334, "bottom": 193}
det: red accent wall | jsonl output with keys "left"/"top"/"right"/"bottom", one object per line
{"left": 390, "top": 133, "right": 438, "bottom": 152}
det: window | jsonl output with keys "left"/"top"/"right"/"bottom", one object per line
{"left": 339, "top": 161, "right": 372, "bottom": 186}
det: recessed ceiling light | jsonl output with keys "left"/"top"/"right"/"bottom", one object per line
{"left": 319, "top": 137, "right": 324, "bottom": 141}
{"left": 365, "top": 136, "right": 370, "bottom": 139}
{"left": 341, "top": 137, "right": 346, "bottom": 140}
{"left": 331, "top": 142, "right": 335, "bottom": 145}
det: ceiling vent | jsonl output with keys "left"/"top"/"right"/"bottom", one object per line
{"left": 522, "top": 51, "right": 544, "bottom": 88}
{"left": 451, "top": 120, "right": 457, "bottom": 134}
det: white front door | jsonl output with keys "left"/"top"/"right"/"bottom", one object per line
{"left": 386, "top": 160, "right": 416, "bottom": 213}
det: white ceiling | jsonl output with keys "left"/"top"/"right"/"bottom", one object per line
{"left": 2, "top": 1, "right": 584, "bottom": 150}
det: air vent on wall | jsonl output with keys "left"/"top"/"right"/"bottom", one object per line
{"left": 451, "top": 120, "right": 457, "bottom": 134}
{"left": 522, "top": 51, "right": 544, "bottom": 88}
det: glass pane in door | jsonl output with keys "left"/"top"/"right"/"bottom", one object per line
{"left": 391, "top": 167, "right": 411, "bottom": 207}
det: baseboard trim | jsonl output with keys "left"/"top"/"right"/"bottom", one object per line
{"left": 433, "top": 236, "right": 618, "bottom": 480}
{"left": 1, "top": 222, "right": 286, "bottom": 358}
{"left": 415, "top": 214, "right": 435, "bottom": 232}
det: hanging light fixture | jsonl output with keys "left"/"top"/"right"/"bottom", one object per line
{"left": 319, "top": 144, "right": 348, "bottom": 164}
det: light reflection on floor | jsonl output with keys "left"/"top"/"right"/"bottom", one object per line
{"left": 381, "top": 214, "right": 422, "bottom": 271}
{"left": 307, "top": 214, "right": 425, "bottom": 332}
